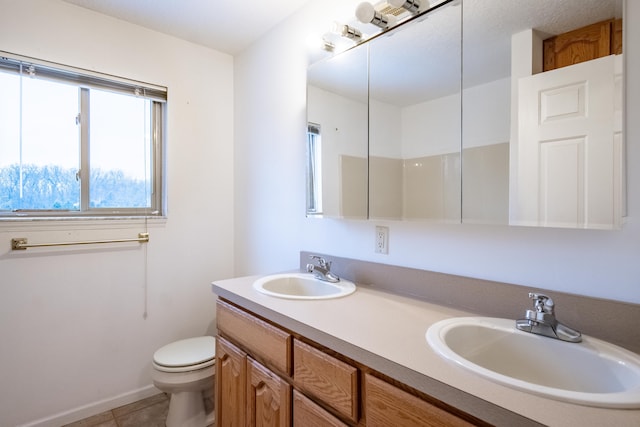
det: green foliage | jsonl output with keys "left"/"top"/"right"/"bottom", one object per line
{"left": 0, "top": 164, "right": 150, "bottom": 211}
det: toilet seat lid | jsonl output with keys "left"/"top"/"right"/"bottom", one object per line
{"left": 153, "top": 336, "right": 216, "bottom": 368}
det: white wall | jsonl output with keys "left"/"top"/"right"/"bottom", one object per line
{"left": 0, "top": 1, "right": 234, "bottom": 425}
{"left": 463, "top": 77, "right": 511, "bottom": 149}
{"left": 234, "top": 0, "right": 640, "bottom": 305}
{"left": 369, "top": 99, "right": 402, "bottom": 158}
{"left": 401, "top": 93, "right": 461, "bottom": 158}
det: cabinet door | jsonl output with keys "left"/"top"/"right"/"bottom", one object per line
{"left": 515, "top": 55, "right": 620, "bottom": 228}
{"left": 216, "top": 337, "right": 247, "bottom": 427}
{"left": 543, "top": 19, "right": 614, "bottom": 71}
{"left": 293, "top": 390, "right": 348, "bottom": 427}
{"left": 365, "top": 374, "right": 476, "bottom": 427}
{"left": 247, "top": 357, "right": 292, "bottom": 427}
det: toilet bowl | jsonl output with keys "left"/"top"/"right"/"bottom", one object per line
{"left": 152, "top": 336, "right": 216, "bottom": 427}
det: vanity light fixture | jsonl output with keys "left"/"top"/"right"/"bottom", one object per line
{"left": 355, "top": 2, "right": 395, "bottom": 29}
{"left": 388, "top": 0, "right": 427, "bottom": 14}
{"left": 333, "top": 22, "right": 363, "bottom": 42}
{"left": 322, "top": 38, "right": 335, "bottom": 52}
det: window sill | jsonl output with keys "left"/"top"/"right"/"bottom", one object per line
{"left": 0, "top": 215, "right": 167, "bottom": 231}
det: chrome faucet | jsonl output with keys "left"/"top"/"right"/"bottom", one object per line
{"left": 306, "top": 255, "right": 340, "bottom": 283}
{"left": 515, "top": 293, "right": 582, "bottom": 343}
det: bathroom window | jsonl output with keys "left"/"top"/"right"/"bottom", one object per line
{"left": 0, "top": 52, "right": 166, "bottom": 218}
{"left": 306, "top": 123, "right": 323, "bottom": 215}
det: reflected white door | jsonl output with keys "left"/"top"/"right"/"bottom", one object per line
{"left": 514, "top": 54, "right": 622, "bottom": 228}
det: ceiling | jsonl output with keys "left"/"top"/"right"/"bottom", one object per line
{"left": 310, "top": 0, "right": 623, "bottom": 107}
{"left": 61, "top": 0, "right": 623, "bottom": 107}
{"left": 61, "top": 0, "right": 313, "bottom": 55}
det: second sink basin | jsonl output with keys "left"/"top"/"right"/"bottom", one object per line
{"left": 253, "top": 273, "right": 356, "bottom": 300}
{"left": 427, "top": 317, "right": 640, "bottom": 408}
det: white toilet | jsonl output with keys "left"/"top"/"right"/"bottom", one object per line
{"left": 152, "top": 336, "right": 216, "bottom": 427}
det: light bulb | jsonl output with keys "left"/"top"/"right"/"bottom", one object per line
{"left": 332, "top": 21, "right": 362, "bottom": 41}
{"left": 388, "top": 0, "right": 426, "bottom": 14}
{"left": 356, "top": 2, "right": 395, "bottom": 29}
{"left": 322, "top": 39, "right": 335, "bottom": 52}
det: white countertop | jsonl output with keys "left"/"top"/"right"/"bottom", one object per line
{"left": 211, "top": 274, "right": 640, "bottom": 427}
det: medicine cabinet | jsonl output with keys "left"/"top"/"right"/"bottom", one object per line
{"left": 306, "top": 0, "right": 624, "bottom": 229}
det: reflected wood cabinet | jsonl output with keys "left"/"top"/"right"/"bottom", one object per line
{"left": 215, "top": 299, "right": 487, "bottom": 426}
{"left": 543, "top": 19, "right": 623, "bottom": 71}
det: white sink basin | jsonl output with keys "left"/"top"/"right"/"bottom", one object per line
{"left": 426, "top": 317, "right": 640, "bottom": 408}
{"left": 253, "top": 273, "right": 356, "bottom": 300}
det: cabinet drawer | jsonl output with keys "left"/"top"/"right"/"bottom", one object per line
{"left": 293, "top": 339, "right": 358, "bottom": 423}
{"left": 365, "top": 374, "right": 476, "bottom": 427}
{"left": 293, "top": 390, "right": 348, "bottom": 427}
{"left": 217, "top": 299, "right": 292, "bottom": 375}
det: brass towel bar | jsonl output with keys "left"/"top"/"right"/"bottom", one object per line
{"left": 11, "top": 232, "right": 149, "bottom": 251}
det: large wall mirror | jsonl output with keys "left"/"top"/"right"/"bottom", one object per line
{"left": 306, "top": 0, "right": 625, "bottom": 229}
{"left": 306, "top": 45, "right": 368, "bottom": 219}
{"left": 462, "top": 0, "right": 624, "bottom": 229}
{"left": 369, "top": 2, "right": 461, "bottom": 222}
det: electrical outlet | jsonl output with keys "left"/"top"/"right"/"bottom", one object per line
{"left": 375, "top": 226, "right": 389, "bottom": 254}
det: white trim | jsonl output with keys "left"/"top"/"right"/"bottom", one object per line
{"left": 0, "top": 50, "right": 167, "bottom": 96}
{"left": 17, "top": 385, "right": 160, "bottom": 427}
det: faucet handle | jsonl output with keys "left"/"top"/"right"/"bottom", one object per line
{"left": 529, "top": 292, "right": 554, "bottom": 314}
{"left": 308, "top": 255, "right": 330, "bottom": 269}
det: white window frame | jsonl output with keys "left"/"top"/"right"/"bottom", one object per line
{"left": 0, "top": 51, "right": 166, "bottom": 219}
{"left": 306, "top": 123, "right": 323, "bottom": 215}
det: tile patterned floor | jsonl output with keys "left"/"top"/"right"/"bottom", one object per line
{"left": 63, "top": 393, "right": 169, "bottom": 427}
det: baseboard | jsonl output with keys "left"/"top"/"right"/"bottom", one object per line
{"left": 18, "top": 385, "right": 160, "bottom": 427}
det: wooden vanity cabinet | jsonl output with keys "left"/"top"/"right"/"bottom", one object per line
{"left": 247, "top": 357, "right": 292, "bottom": 427}
{"left": 216, "top": 336, "right": 292, "bottom": 427}
{"left": 293, "top": 390, "right": 349, "bottom": 427}
{"left": 216, "top": 299, "right": 291, "bottom": 375}
{"left": 293, "top": 339, "right": 358, "bottom": 423}
{"left": 365, "top": 374, "right": 476, "bottom": 427}
{"left": 216, "top": 337, "right": 247, "bottom": 427}
{"left": 216, "top": 298, "right": 483, "bottom": 427}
